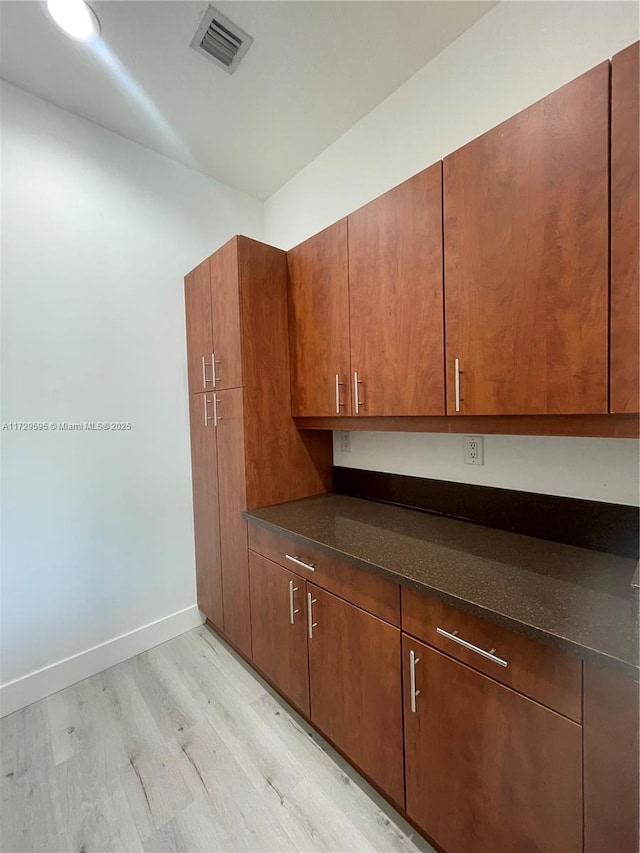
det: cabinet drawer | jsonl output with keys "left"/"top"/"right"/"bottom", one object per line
{"left": 248, "top": 521, "right": 400, "bottom": 626}
{"left": 402, "top": 588, "right": 582, "bottom": 721}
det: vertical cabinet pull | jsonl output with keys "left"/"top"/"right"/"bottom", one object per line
{"left": 201, "top": 356, "right": 208, "bottom": 389}
{"left": 335, "top": 374, "right": 344, "bottom": 414}
{"left": 454, "top": 358, "right": 462, "bottom": 412}
{"left": 213, "top": 395, "right": 221, "bottom": 427}
{"left": 212, "top": 352, "right": 221, "bottom": 387}
{"left": 353, "top": 372, "right": 364, "bottom": 414}
{"left": 203, "top": 394, "right": 215, "bottom": 426}
{"left": 409, "top": 649, "right": 421, "bottom": 713}
{"left": 288, "top": 580, "right": 300, "bottom": 625}
{"left": 307, "top": 592, "right": 318, "bottom": 639}
{"left": 202, "top": 355, "right": 215, "bottom": 389}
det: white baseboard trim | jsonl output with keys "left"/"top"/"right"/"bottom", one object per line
{"left": 0, "top": 605, "right": 204, "bottom": 717}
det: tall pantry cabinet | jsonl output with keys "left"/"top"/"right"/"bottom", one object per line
{"left": 184, "top": 236, "right": 332, "bottom": 657}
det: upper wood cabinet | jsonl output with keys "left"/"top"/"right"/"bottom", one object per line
{"left": 184, "top": 258, "right": 214, "bottom": 395}
{"left": 443, "top": 62, "right": 610, "bottom": 415}
{"left": 611, "top": 41, "right": 640, "bottom": 414}
{"left": 210, "top": 240, "right": 243, "bottom": 391}
{"left": 288, "top": 220, "right": 352, "bottom": 417}
{"left": 348, "top": 165, "right": 445, "bottom": 415}
{"left": 404, "top": 637, "right": 583, "bottom": 853}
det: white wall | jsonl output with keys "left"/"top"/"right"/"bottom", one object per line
{"left": 0, "top": 82, "right": 264, "bottom": 712}
{"left": 333, "top": 432, "right": 640, "bottom": 506}
{"left": 266, "top": 0, "right": 640, "bottom": 508}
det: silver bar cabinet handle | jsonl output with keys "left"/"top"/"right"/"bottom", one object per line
{"left": 211, "top": 352, "right": 218, "bottom": 388}
{"left": 436, "top": 628, "right": 508, "bottom": 667}
{"left": 203, "top": 395, "right": 214, "bottom": 426}
{"left": 285, "top": 554, "right": 315, "bottom": 572}
{"left": 288, "top": 580, "right": 299, "bottom": 625}
{"left": 213, "top": 394, "right": 221, "bottom": 427}
{"left": 201, "top": 355, "right": 208, "bottom": 389}
{"left": 454, "top": 358, "right": 461, "bottom": 412}
{"left": 335, "top": 374, "right": 343, "bottom": 414}
{"left": 307, "top": 592, "right": 318, "bottom": 639}
{"left": 353, "top": 372, "right": 363, "bottom": 414}
{"left": 409, "top": 650, "right": 421, "bottom": 713}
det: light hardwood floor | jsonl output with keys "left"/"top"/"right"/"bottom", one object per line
{"left": 1, "top": 625, "right": 435, "bottom": 853}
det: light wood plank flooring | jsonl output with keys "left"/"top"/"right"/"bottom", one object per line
{"left": 1, "top": 625, "right": 435, "bottom": 853}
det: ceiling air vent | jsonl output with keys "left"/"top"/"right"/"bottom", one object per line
{"left": 190, "top": 6, "right": 253, "bottom": 74}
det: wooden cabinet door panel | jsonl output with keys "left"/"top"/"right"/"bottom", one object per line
{"left": 348, "top": 165, "right": 445, "bottom": 415}
{"left": 611, "top": 41, "right": 640, "bottom": 413}
{"left": 403, "top": 637, "right": 583, "bottom": 853}
{"left": 185, "top": 259, "right": 214, "bottom": 395}
{"left": 187, "top": 392, "right": 223, "bottom": 630}
{"left": 216, "top": 387, "right": 251, "bottom": 658}
{"left": 444, "top": 62, "right": 609, "bottom": 415}
{"left": 248, "top": 552, "right": 309, "bottom": 714}
{"left": 307, "top": 585, "right": 404, "bottom": 805}
{"left": 211, "top": 238, "right": 243, "bottom": 391}
{"left": 584, "top": 662, "right": 640, "bottom": 853}
{"left": 288, "top": 221, "right": 352, "bottom": 417}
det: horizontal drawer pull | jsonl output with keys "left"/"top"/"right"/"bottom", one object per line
{"left": 285, "top": 554, "right": 315, "bottom": 572}
{"left": 436, "top": 627, "right": 508, "bottom": 667}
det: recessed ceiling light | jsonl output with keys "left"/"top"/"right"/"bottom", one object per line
{"left": 46, "top": 0, "right": 100, "bottom": 42}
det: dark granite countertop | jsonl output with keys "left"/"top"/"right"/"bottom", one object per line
{"left": 245, "top": 494, "right": 639, "bottom": 677}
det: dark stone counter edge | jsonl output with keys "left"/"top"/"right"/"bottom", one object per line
{"left": 244, "top": 512, "right": 640, "bottom": 681}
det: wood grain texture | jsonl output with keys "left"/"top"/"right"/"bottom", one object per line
{"left": 215, "top": 387, "right": 251, "bottom": 659}
{"left": 583, "top": 661, "right": 640, "bottom": 853}
{"left": 237, "top": 236, "right": 332, "bottom": 508}
{"left": 403, "top": 638, "right": 583, "bottom": 853}
{"left": 308, "top": 585, "right": 405, "bottom": 807}
{"left": 294, "top": 412, "right": 640, "bottom": 437}
{"left": 611, "top": 41, "right": 640, "bottom": 414}
{"left": 248, "top": 551, "right": 310, "bottom": 715}
{"left": 248, "top": 520, "right": 401, "bottom": 626}
{"left": 348, "top": 164, "right": 445, "bottom": 416}
{"left": 444, "top": 62, "right": 610, "bottom": 415}
{"left": 288, "top": 220, "right": 352, "bottom": 417}
{"left": 2, "top": 626, "right": 434, "bottom": 853}
{"left": 184, "top": 258, "right": 214, "bottom": 394}
{"left": 187, "top": 392, "right": 223, "bottom": 631}
{"left": 210, "top": 237, "right": 243, "bottom": 390}
{"left": 402, "top": 588, "right": 582, "bottom": 721}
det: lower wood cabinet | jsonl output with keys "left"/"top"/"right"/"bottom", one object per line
{"left": 403, "top": 636, "right": 583, "bottom": 853}
{"left": 307, "top": 585, "right": 405, "bottom": 806}
{"left": 248, "top": 551, "right": 310, "bottom": 715}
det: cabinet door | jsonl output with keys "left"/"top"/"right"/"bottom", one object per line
{"left": 307, "top": 585, "right": 404, "bottom": 805}
{"left": 348, "top": 165, "right": 445, "bottom": 415}
{"left": 611, "top": 41, "right": 640, "bottom": 413}
{"left": 184, "top": 259, "right": 214, "bottom": 395}
{"left": 248, "top": 552, "right": 309, "bottom": 714}
{"left": 288, "top": 220, "right": 352, "bottom": 417}
{"left": 187, "top": 392, "right": 223, "bottom": 630}
{"left": 444, "top": 63, "right": 609, "bottom": 415}
{"left": 216, "top": 387, "right": 251, "bottom": 658}
{"left": 403, "top": 637, "right": 582, "bottom": 853}
{"left": 210, "top": 239, "right": 243, "bottom": 391}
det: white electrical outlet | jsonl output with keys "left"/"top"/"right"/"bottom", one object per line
{"left": 464, "top": 435, "right": 484, "bottom": 465}
{"left": 339, "top": 431, "right": 351, "bottom": 453}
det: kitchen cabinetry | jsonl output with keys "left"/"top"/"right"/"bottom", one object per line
{"left": 184, "top": 237, "right": 331, "bottom": 658}
{"left": 288, "top": 220, "right": 351, "bottom": 417}
{"left": 289, "top": 166, "right": 445, "bottom": 418}
{"left": 248, "top": 551, "right": 310, "bottom": 715}
{"left": 348, "top": 164, "right": 444, "bottom": 415}
{"left": 403, "top": 637, "right": 583, "bottom": 853}
{"left": 307, "top": 584, "right": 404, "bottom": 806}
{"left": 611, "top": 41, "right": 640, "bottom": 414}
{"left": 583, "top": 662, "right": 640, "bottom": 853}
{"left": 187, "top": 390, "right": 223, "bottom": 630}
{"left": 444, "top": 62, "right": 609, "bottom": 416}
